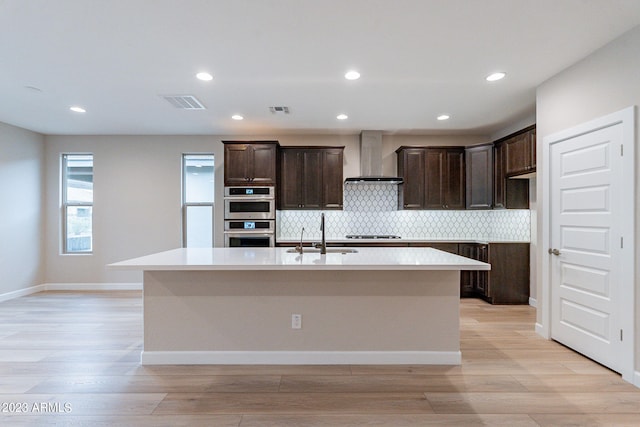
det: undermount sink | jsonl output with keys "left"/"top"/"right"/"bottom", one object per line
{"left": 286, "top": 248, "right": 358, "bottom": 254}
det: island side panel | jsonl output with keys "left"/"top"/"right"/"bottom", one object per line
{"left": 142, "top": 269, "right": 460, "bottom": 364}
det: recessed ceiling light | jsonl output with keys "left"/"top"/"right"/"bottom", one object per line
{"left": 344, "top": 70, "right": 360, "bottom": 80}
{"left": 337, "top": 114, "right": 348, "bottom": 120}
{"left": 437, "top": 114, "right": 450, "bottom": 121}
{"left": 70, "top": 106, "right": 86, "bottom": 113}
{"left": 231, "top": 114, "right": 244, "bottom": 120}
{"left": 196, "top": 72, "right": 213, "bottom": 81}
{"left": 486, "top": 72, "right": 506, "bottom": 82}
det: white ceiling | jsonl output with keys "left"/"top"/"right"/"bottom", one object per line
{"left": 1, "top": 0, "right": 640, "bottom": 136}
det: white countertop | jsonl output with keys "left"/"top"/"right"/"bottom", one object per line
{"left": 110, "top": 247, "right": 491, "bottom": 272}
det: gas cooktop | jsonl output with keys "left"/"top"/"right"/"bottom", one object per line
{"left": 345, "top": 235, "right": 402, "bottom": 239}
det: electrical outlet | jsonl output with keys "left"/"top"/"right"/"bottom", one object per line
{"left": 291, "top": 314, "right": 302, "bottom": 329}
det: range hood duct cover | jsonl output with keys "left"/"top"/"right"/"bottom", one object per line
{"left": 345, "top": 131, "right": 403, "bottom": 184}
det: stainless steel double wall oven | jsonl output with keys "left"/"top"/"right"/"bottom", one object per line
{"left": 223, "top": 186, "right": 275, "bottom": 247}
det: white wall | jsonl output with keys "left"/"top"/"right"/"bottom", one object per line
{"left": 0, "top": 122, "right": 45, "bottom": 296}
{"left": 44, "top": 135, "right": 223, "bottom": 283}
{"left": 529, "top": 178, "right": 537, "bottom": 305}
{"left": 489, "top": 113, "right": 536, "bottom": 142}
{"left": 536, "top": 25, "right": 640, "bottom": 375}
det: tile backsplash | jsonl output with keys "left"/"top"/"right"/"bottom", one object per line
{"left": 277, "top": 183, "right": 531, "bottom": 242}
{"left": 343, "top": 183, "right": 399, "bottom": 211}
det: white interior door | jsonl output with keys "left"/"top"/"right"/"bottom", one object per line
{"left": 549, "top": 123, "right": 624, "bottom": 373}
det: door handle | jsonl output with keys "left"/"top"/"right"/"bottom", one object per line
{"left": 548, "top": 248, "right": 561, "bottom": 256}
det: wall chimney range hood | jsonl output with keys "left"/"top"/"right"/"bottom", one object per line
{"left": 344, "top": 131, "right": 403, "bottom": 184}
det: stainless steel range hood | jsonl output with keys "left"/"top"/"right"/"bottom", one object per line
{"left": 344, "top": 131, "right": 403, "bottom": 184}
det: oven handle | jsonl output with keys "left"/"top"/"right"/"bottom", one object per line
{"left": 223, "top": 231, "right": 275, "bottom": 236}
{"left": 223, "top": 196, "right": 275, "bottom": 201}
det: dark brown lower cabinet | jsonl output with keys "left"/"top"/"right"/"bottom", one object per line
{"left": 460, "top": 242, "right": 529, "bottom": 304}
{"left": 408, "top": 242, "right": 459, "bottom": 253}
{"left": 414, "top": 241, "right": 529, "bottom": 304}
{"left": 459, "top": 243, "right": 488, "bottom": 297}
{"left": 276, "top": 241, "right": 530, "bottom": 304}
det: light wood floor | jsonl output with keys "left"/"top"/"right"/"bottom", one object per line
{"left": 0, "top": 291, "right": 638, "bottom": 426}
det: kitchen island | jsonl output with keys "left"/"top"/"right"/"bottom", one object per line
{"left": 110, "top": 247, "right": 490, "bottom": 365}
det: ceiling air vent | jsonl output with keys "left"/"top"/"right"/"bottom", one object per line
{"left": 269, "top": 106, "right": 290, "bottom": 114}
{"left": 162, "top": 95, "right": 206, "bottom": 110}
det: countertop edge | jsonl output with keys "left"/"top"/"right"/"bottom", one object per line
{"left": 108, "top": 247, "right": 491, "bottom": 272}
{"left": 275, "top": 238, "right": 530, "bottom": 244}
{"left": 110, "top": 264, "right": 491, "bottom": 272}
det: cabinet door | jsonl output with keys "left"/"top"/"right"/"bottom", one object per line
{"left": 530, "top": 128, "right": 536, "bottom": 171}
{"left": 473, "top": 245, "right": 489, "bottom": 296}
{"left": 278, "top": 147, "right": 344, "bottom": 210}
{"left": 224, "top": 144, "right": 250, "bottom": 185}
{"left": 494, "top": 142, "right": 529, "bottom": 209}
{"left": 487, "top": 243, "right": 530, "bottom": 304}
{"left": 505, "top": 179, "right": 529, "bottom": 209}
{"left": 493, "top": 142, "right": 506, "bottom": 209}
{"left": 444, "top": 149, "right": 465, "bottom": 209}
{"left": 322, "top": 148, "right": 344, "bottom": 209}
{"left": 398, "top": 148, "right": 425, "bottom": 209}
{"left": 249, "top": 144, "right": 277, "bottom": 185}
{"left": 225, "top": 142, "right": 277, "bottom": 185}
{"left": 278, "top": 149, "right": 302, "bottom": 209}
{"left": 459, "top": 243, "right": 477, "bottom": 296}
{"left": 424, "top": 149, "right": 465, "bottom": 210}
{"left": 504, "top": 133, "right": 530, "bottom": 176}
{"left": 424, "top": 149, "right": 445, "bottom": 209}
{"left": 300, "top": 150, "right": 323, "bottom": 209}
{"left": 466, "top": 145, "right": 493, "bottom": 209}
{"left": 504, "top": 128, "right": 536, "bottom": 177}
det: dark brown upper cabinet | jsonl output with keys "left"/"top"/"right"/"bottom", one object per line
{"left": 223, "top": 141, "right": 279, "bottom": 186}
{"left": 493, "top": 126, "right": 535, "bottom": 209}
{"left": 465, "top": 144, "right": 493, "bottom": 209}
{"left": 494, "top": 141, "right": 529, "bottom": 209}
{"left": 397, "top": 146, "right": 465, "bottom": 210}
{"left": 278, "top": 146, "right": 344, "bottom": 210}
{"left": 396, "top": 147, "right": 425, "bottom": 209}
{"left": 504, "top": 125, "right": 536, "bottom": 177}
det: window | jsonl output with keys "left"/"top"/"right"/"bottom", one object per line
{"left": 62, "top": 154, "right": 93, "bottom": 253}
{"left": 183, "top": 154, "right": 214, "bottom": 247}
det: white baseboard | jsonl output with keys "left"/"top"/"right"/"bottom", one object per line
{"left": 0, "top": 284, "right": 46, "bottom": 303}
{"left": 43, "top": 283, "right": 142, "bottom": 291}
{"left": 0, "top": 283, "right": 142, "bottom": 302}
{"left": 141, "top": 350, "right": 462, "bottom": 366}
{"left": 634, "top": 371, "right": 640, "bottom": 389}
{"left": 535, "top": 322, "right": 549, "bottom": 339}
{"left": 529, "top": 297, "right": 537, "bottom": 307}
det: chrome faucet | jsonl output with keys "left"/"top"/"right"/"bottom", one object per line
{"left": 314, "top": 213, "right": 327, "bottom": 254}
{"left": 296, "top": 227, "right": 305, "bottom": 254}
